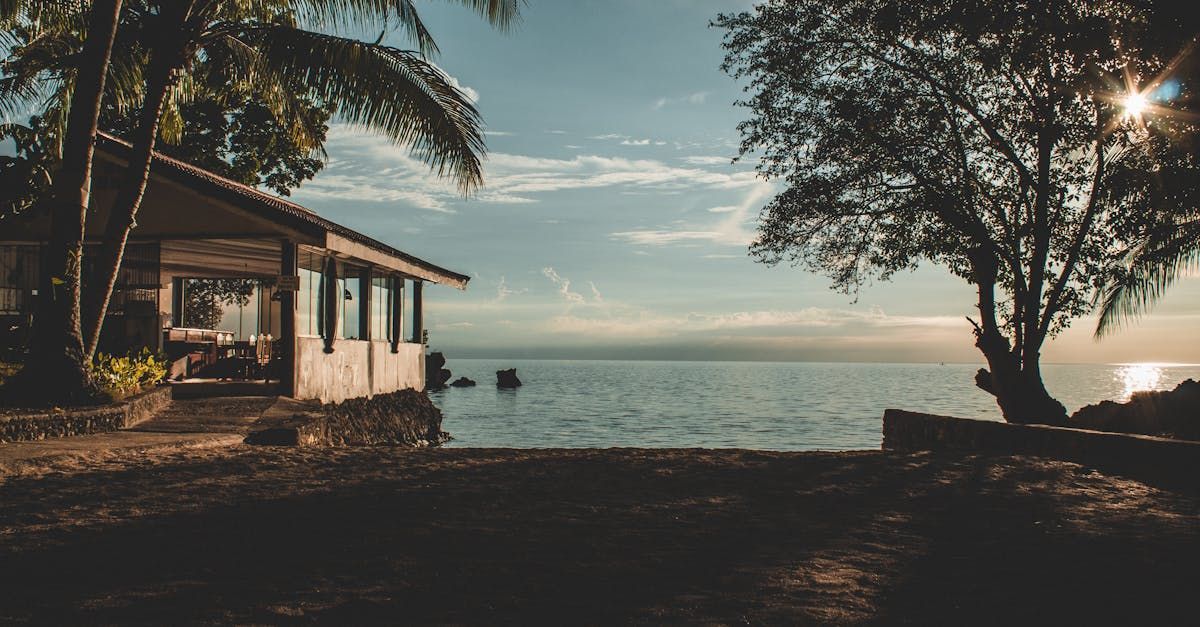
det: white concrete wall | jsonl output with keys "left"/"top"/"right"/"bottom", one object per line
{"left": 295, "top": 337, "right": 425, "bottom": 403}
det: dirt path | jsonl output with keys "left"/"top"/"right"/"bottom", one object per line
{"left": 0, "top": 446, "right": 1195, "bottom": 624}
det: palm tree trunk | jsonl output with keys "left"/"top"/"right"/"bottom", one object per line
{"left": 15, "top": 0, "right": 122, "bottom": 405}
{"left": 82, "top": 57, "right": 174, "bottom": 360}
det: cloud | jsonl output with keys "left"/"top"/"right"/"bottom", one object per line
{"left": 485, "top": 130, "right": 516, "bottom": 137}
{"left": 542, "top": 267, "right": 586, "bottom": 306}
{"left": 653, "top": 91, "right": 710, "bottom": 110}
{"left": 541, "top": 306, "right": 967, "bottom": 340}
{"left": 292, "top": 125, "right": 764, "bottom": 212}
{"left": 546, "top": 130, "right": 568, "bottom": 135}
{"left": 437, "top": 68, "right": 479, "bottom": 103}
{"left": 589, "top": 281, "right": 604, "bottom": 303}
{"left": 610, "top": 230, "right": 723, "bottom": 246}
{"left": 681, "top": 156, "right": 733, "bottom": 166}
{"left": 620, "top": 139, "right": 652, "bottom": 146}
{"left": 491, "top": 276, "right": 528, "bottom": 304}
{"left": 589, "top": 133, "right": 625, "bottom": 140}
{"left": 610, "top": 182, "right": 774, "bottom": 248}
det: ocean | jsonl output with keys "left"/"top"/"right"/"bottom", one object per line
{"left": 430, "top": 359, "right": 1200, "bottom": 451}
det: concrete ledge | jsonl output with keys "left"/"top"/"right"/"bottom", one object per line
{"left": 883, "top": 409, "right": 1200, "bottom": 489}
{"left": 0, "top": 386, "right": 173, "bottom": 443}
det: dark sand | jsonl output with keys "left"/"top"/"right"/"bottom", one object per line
{"left": 0, "top": 446, "right": 1195, "bottom": 624}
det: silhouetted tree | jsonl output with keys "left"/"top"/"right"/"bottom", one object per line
{"left": 718, "top": 0, "right": 1199, "bottom": 424}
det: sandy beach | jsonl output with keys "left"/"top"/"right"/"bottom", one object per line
{"left": 0, "top": 445, "right": 1195, "bottom": 624}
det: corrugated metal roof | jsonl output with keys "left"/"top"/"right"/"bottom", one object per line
{"left": 95, "top": 132, "right": 470, "bottom": 289}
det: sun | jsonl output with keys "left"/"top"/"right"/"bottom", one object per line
{"left": 1122, "top": 91, "right": 1150, "bottom": 118}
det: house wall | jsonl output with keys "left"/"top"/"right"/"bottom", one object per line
{"left": 295, "top": 337, "right": 425, "bottom": 403}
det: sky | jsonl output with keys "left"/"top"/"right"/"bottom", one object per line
{"left": 287, "top": 0, "right": 1200, "bottom": 364}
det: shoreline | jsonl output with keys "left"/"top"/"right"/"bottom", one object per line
{"left": 1, "top": 445, "right": 1195, "bottom": 623}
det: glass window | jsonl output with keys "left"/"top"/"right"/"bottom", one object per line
{"left": 340, "top": 270, "right": 362, "bottom": 340}
{"left": 370, "top": 275, "right": 397, "bottom": 341}
{"left": 297, "top": 248, "right": 323, "bottom": 336}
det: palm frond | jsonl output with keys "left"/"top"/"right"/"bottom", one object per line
{"left": 447, "top": 0, "right": 521, "bottom": 31}
{"left": 246, "top": 25, "right": 485, "bottom": 192}
{"left": 1094, "top": 219, "right": 1200, "bottom": 338}
{"left": 289, "top": 0, "right": 439, "bottom": 54}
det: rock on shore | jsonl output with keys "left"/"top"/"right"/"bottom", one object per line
{"left": 1070, "top": 379, "right": 1200, "bottom": 440}
{"left": 425, "top": 352, "right": 453, "bottom": 391}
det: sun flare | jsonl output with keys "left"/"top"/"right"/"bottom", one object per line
{"left": 1122, "top": 92, "right": 1149, "bottom": 118}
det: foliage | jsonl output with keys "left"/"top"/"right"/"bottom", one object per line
{"left": 0, "top": 361, "right": 20, "bottom": 386}
{"left": 717, "top": 0, "right": 1198, "bottom": 423}
{"left": 91, "top": 347, "right": 167, "bottom": 400}
{"left": 0, "top": 117, "right": 57, "bottom": 221}
{"left": 102, "top": 87, "right": 329, "bottom": 196}
{"left": 182, "top": 279, "right": 257, "bottom": 331}
{"left": 1, "top": 0, "right": 522, "bottom": 194}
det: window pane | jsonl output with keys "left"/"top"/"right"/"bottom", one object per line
{"left": 341, "top": 272, "right": 362, "bottom": 340}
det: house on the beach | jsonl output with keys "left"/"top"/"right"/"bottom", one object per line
{"left": 0, "top": 132, "right": 468, "bottom": 403}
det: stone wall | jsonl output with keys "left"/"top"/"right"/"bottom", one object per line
{"left": 0, "top": 386, "right": 172, "bottom": 443}
{"left": 883, "top": 409, "right": 1200, "bottom": 489}
{"left": 295, "top": 337, "right": 424, "bottom": 403}
{"left": 245, "top": 389, "right": 446, "bottom": 447}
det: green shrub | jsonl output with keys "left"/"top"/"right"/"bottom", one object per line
{"left": 0, "top": 361, "right": 21, "bottom": 387}
{"left": 91, "top": 348, "right": 168, "bottom": 400}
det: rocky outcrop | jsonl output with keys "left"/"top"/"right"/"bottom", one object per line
{"left": 246, "top": 389, "right": 448, "bottom": 447}
{"left": 496, "top": 368, "right": 522, "bottom": 389}
{"left": 425, "top": 352, "right": 452, "bottom": 391}
{"left": 1070, "top": 379, "right": 1200, "bottom": 441}
{"left": 450, "top": 377, "right": 477, "bottom": 388}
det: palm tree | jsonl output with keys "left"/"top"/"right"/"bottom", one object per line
{"left": 80, "top": 0, "right": 519, "bottom": 358}
{"left": 1, "top": 0, "right": 124, "bottom": 404}
{"left": 2, "top": 0, "right": 520, "bottom": 399}
{"left": 1094, "top": 219, "right": 1200, "bottom": 338}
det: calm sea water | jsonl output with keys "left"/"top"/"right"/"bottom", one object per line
{"left": 430, "top": 360, "right": 1200, "bottom": 451}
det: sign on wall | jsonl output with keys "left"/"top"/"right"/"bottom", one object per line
{"left": 276, "top": 275, "right": 300, "bottom": 292}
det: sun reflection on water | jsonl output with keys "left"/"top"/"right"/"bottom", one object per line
{"left": 1114, "top": 363, "right": 1164, "bottom": 401}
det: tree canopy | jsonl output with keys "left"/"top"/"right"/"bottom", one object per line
{"left": 717, "top": 0, "right": 1199, "bottom": 423}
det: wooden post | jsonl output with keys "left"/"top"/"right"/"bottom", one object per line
{"left": 411, "top": 280, "right": 423, "bottom": 344}
{"left": 389, "top": 276, "right": 403, "bottom": 353}
{"left": 279, "top": 240, "right": 297, "bottom": 397}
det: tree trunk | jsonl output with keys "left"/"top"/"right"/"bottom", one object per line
{"left": 13, "top": 0, "right": 123, "bottom": 405}
{"left": 973, "top": 344, "right": 1067, "bottom": 426}
{"left": 969, "top": 248, "right": 1067, "bottom": 426}
{"left": 81, "top": 58, "right": 174, "bottom": 360}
